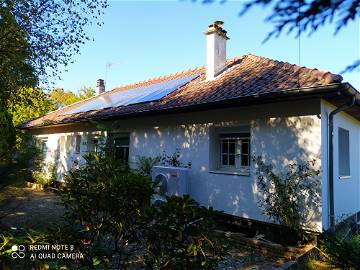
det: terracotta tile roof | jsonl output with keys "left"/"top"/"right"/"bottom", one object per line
{"left": 19, "top": 53, "right": 343, "bottom": 129}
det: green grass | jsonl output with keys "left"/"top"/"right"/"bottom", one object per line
{"left": 296, "top": 258, "right": 340, "bottom": 270}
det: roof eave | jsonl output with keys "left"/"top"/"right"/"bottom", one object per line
{"left": 19, "top": 82, "right": 358, "bottom": 130}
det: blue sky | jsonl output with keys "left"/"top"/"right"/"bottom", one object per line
{"left": 54, "top": 0, "right": 360, "bottom": 92}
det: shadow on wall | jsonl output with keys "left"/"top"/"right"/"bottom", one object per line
{"left": 252, "top": 116, "right": 322, "bottom": 229}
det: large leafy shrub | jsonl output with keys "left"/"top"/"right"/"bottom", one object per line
{"left": 254, "top": 156, "right": 320, "bottom": 231}
{"left": 142, "top": 195, "right": 228, "bottom": 269}
{"left": 60, "top": 153, "right": 153, "bottom": 268}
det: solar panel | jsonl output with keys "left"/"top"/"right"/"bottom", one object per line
{"left": 64, "top": 74, "right": 199, "bottom": 115}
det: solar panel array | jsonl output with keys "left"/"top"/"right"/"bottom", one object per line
{"left": 64, "top": 74, "right": 199, "bottom": 115}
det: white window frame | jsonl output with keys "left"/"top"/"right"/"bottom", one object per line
{"left": 112, "top": 136, "right": 130, "bottom": 162}
{"left": 39, "top": 137, "right": 48, "bottom": 156}
{"left": 219, "top": 134, "right": 250, "bottom": 174}
{"left": 75, "top": 135, "right": 81, "bottom": 154}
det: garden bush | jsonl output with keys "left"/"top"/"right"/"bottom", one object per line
{"left": 142, "top": 195, "right": 228, "bottom": 269}
{"left": 60, "top": 153, "right": 153, "bottom": 269}
{"left": 254, "top": 156, "right": 320, "bottom": 234}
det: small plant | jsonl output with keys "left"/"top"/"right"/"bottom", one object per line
{"left": 160, "top": 149, "right": 191, "bottom": 168}
{"left": 320, "top": 219, "right": 360, "bottom": 269}
{"left": 32, "top": 161, "right": 57, "bottom": 187}
{"left": 321, "top": 233, "right": 360, "bottom": 269}
{"left": 254, "top": 156, "right": 320, "bottom": 232}
{"left": 142, "top": 195, "right": 228, "bottom": 269}
{"left": 136, "top": 155, "right": 161, "bottom": 176}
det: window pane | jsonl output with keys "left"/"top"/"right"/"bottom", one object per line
{"left": 222, "top": 154, "right": 228, "bottom": 165}
{"left": 241, "top": 155, "right": 249, "bottom": 166}
{"left": 229, "top": 141, "right": 236, "bottom": 154}
{"left": 219, "top": 132, "right": 251, "bottom": 169}
{"left": 222, "top": 141, "right": 229, "bottom": 154}
{"left": 115, "top": 146, "right": 129, "bottom": 162}
{"left": 339, "top": 128, "right": 350, "bottom": 176}
{"left": 241, "top": 141, "right": 249, "bottom": 155}
{"left": 229, "top": 154, "right": 235, "bottom": 165}
{"left": 114, "top": 137, "right": 130, "bottom": 146}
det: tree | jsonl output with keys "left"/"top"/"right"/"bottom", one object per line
{"left": 49, "top": 86, "right": 96, "bottom": 109}
{"left": 78, "top": 85, "right": 96, "bottom": 100}
{"left": 200, "top": 0, "right": 359, "bottom": 72}
{"left": 0, "top": 0, "right": 108, "bottom": 95}
{"left": 0, "top": 103, "right": 15, "bottom": 160}
{"left": 7, "top": 87, "right": 56, "bottom": 127}
{"left": 0, "top": 5, "right": 36, "bottom": 101}
{"left": 49, "top": 88, "right": 80, "bottom": 108}
{"left": 0, "top": 0, "right": 107, "bottom": 159}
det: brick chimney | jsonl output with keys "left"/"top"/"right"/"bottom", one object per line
{"left": 96, "top": 79, "right": 105, "bottom": 95}
{"left": 204, "top": 21, "right": 229, "bottom": 80}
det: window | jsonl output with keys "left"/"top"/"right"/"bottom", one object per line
{"left": 338, "top": 127, "right": 350, "bottom": 177}
{"left": 87, "top": 136, "right": 101, "bottom": 153}
{"left": 38, "top": 137, "right": 48, "bottom": 156}
{"left": 219, "top": 133, "right": 250, "bottom": 172}
{"left": 113, "top": 137, "right": 130, "bottom": 162}
{"left": 75, "top": 135, "right": 81, "bottom": 154}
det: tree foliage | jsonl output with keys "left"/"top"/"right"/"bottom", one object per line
{"left": 0, "top": 0, "right": 108, "bottom": 92}
{"left": 0, "top": 0, "right": 106, "bottom": 159}
{"left": 0, "top": 3, "right": 35, "bottom": 101}
{"left": 7, "top": 87, "right": 56, "bottom": 126}
{"left": 0, "top": 102, "right": 15, "bottom": 160}
{"left": 49, "top": 86, "right": 95, "bottom": 109}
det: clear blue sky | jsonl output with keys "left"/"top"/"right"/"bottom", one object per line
{"left": 53, "top": 0, "right": 360, "bottom": 92}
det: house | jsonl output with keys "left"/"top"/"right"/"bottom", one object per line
{"left": 18, "top": 21, "right": 360, "bottom": 232}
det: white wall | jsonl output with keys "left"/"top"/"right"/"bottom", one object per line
{"left": 34, "top": 100, "right": 323, "bottom": 230}
{"left": 321, "top": 100, "right": 360, "bottom": 229}
{"left": 129, "top": 115, "right": 322, "bottom": 229}
{"left": 36, "top": 131, "right": 104, "bottom": 181}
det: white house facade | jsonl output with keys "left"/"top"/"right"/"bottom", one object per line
{"left": 19, "top": 21, "right": 360, "bottom": 232}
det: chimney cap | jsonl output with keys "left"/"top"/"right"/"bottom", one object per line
{"left": 204, "top": 20, "right": 229, "bottom": 40}
{"left": 96, "top": 79, "right": 105, "bottom": 87}
{"left": 96, "top": 78, "right": 105, "bottom": 94}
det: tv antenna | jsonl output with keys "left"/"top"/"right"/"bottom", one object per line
{"left": 105, "top": 62, "right": 119, "bottom": 86}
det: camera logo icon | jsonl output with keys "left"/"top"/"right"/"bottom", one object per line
{"left": 11, "top": 245, "right": 25, "bottom": 259}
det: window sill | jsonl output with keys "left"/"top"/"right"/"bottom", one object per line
{"left": 339, "top": 175, "right": 352, "bottom": 180}
{"left": 209, "top": 170, "right": 250, "bottom": 176}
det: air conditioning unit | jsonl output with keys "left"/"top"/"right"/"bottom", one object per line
{"left": 151, "top": 166, "right": 189, "bottom": 202}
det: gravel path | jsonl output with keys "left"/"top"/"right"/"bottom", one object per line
{"left": 0, "top": 188, "right": 65, "bottom": 233}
